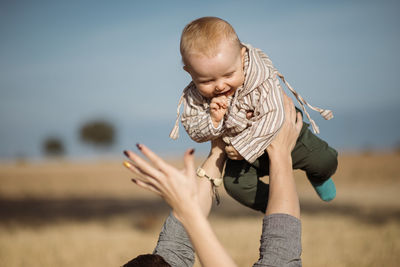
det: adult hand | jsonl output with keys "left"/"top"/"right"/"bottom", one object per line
{"left": 266, "top": 92, "right": 303, "bottom": 156}
{"left": 265, "top": 92, "right": 302, "bottom": 218}
{"left": 124, "top": 146, "right": 238, "bottom": 266}
{"left": 123, "top": 145, "right": 199, "bottom": 221}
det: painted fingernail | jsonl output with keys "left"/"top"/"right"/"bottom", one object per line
{"left": 189, "top": 148, "right": 195, "bottom": 155}
{"left": 123, "top": 161, "right": 132, "bottom": 168}
{"left": 123, "top": 150, "right": 129, "bottom": 157}
{"left": 136, "top": 143, "right": 142, "bottom": 150}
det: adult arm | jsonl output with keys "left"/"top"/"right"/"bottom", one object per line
{"left": 152, "top": 136, "right": 226, "bottom": 267}
{"left": 265, "top": 93, "right": 302, "bottom": 219}
{"left": 152, "top": 212, "right": 195, "bottom": 267}
{"left": 124, "top": 146, "right": 237, "bottom": 267}
{"left": 125, "top": 137, "right": 225, "bottom": 267}
{"left": 253, "top": 93, "right": 303, "bottom": 267}
{"left": 123, "top": 93, "right": 302, "bottom": 267}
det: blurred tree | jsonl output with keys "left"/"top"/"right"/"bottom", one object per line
{"left": 395, "top": 140, "right": 400, "bottom": 155}
{"left": 43, "top": 137, "right": 65, "bottom": 157}
{"left": 79, "top": 120, "right": 115, "bottom": 148}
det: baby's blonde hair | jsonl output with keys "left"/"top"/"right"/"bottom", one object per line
{"left": 180, "top": 17, "right": 241, "bottom": 65}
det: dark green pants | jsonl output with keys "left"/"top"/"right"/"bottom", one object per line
{"left": 223, "top": 122, "right": 338, "bottom": 213}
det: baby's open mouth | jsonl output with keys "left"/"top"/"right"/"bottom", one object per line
{"left": 216, "top": 88, "right": 235, "bottom": 97}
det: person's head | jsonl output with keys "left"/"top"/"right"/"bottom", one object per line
{"left": 180, "top": 17, "right": 246, "bottom": 99}
{"left": 122, "top": 254, "right": 171, "bottom": 267}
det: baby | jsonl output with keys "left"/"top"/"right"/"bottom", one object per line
{"left": 170, "top": 17, "right": 338, "bottom": 212}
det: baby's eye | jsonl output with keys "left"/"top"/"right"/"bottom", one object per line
{"left": 224, "top": 72, "right": 235, "bottom": 78}
{"left": 200, "top": 80, "right": 213, "bottom": 84}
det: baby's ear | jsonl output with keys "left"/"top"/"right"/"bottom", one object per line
{"left": 240, "top": 46, "right": 246, "bottom": 66}
{"left": 241, "top": 46, "right": 246, "bottom": 55}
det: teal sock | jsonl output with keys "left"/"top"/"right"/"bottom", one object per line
{"left": 310, "top": 178, "right": 336, "bottom": 202}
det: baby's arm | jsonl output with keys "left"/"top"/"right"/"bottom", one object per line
{"left": 224, "top": 111, "right": 254, "bottom": 161}
{"left": 197, "top": 137, "right": 227, "bottom": 215}
{"left": 182, "top": 91, "right": 225, "bottom": 143}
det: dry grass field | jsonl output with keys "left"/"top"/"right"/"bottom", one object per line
{"left": 1, "top": 153, "right": 399, "bottom": 266}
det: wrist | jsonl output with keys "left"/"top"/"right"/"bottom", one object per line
{"left": 211, "top": 117, "right": 222, "bottom": 128}
{"left": 267, "top": 149, "right": 292, "bottom": 166}
{"left": 174, "top": 206, "right": 204, "bottom": 227}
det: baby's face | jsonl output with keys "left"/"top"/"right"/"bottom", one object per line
{"left": 184, "top": 41, "right": 246, "bottom": 99}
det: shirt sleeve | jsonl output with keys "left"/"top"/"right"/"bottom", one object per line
{"left": 181, "top": 84, "right": 224, "bottom": 143}
{"left": 253, "top": 213, "right": 302, "bottom": 267}
{"left": 230, "top": 81, "right": 285, "bottom": 163}
{"left": 153, "top": 213, "right": 195, "bottom": 267}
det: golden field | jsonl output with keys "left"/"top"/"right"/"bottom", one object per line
{"left": 0, "top": 153, "right": 399, "bottom": 266}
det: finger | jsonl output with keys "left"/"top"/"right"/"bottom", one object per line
{"left": 228, "top": 154, "right": 241, "bottom": 160}
{"left": 214, "top": 95, "right": 227, "bottom": 105}
{"left": 125, "top": 150, "right": 164, "bottom": 179}
{"left": 225, "top": 145, "right": 234, "bottom": 151}
{"left": 225, "top": 146, "right": 237, "bottom": 159}
{"left": 123, "top": 160, "right": 160, "bottom": 186}
{"left": 295, "top": 112, "right": 303, "bottom": 134}
{"left": 211, "top": 95, "right": 224, "bottom": 103}
{"left": 227, "top": 154, "right": 236, "bottom": 160}
{"left": 131, "top": 178, "right": 162, "bottom": 196}
{"left": 291, "top": 105, "right": 297, "bottom": 125}
{"left": 210, "top": 102, "right": 219, "bottom": 110}
{"left": 183, "top": 148, "right": 195, "bottom": 175}
{"left": 279, "top": 87, "right": 288, "bottom": 97}
{"left": 123, "top": 160, "right": 147, "bottom": 180}
{"left": 213, "top": 99, "right": 226, "bottom": 109}
{"left": 138, "top": 144, "right": 171, "bottom": 173}
{"left": 283, "top": 94, "right": 295, "bottom": 123}
{"left": 226, "top": 145, "right": 238, "bottom": 154}
{"left": 221, "top": 96, "right": 228, "bottom": 106}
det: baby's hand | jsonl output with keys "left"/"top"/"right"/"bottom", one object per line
{"left": 210, "top": 95, "right": 228, "bottom": 128}
{"left": 225, "top": 145, "right": 244, "bottom": 160}
{"left": 246, "top": 110, "right": 254, "bottom": 119}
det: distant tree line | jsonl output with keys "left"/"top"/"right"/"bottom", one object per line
{"left": 42, "top": 119, "right": 115, "bottom": 158}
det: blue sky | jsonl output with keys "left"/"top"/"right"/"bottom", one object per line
{"left": 1, "top": 0, "right": 400, "bottom": 159}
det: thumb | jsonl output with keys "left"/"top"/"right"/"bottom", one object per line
{"left": 184, "top": 148, "right": 195, "bottom": 175}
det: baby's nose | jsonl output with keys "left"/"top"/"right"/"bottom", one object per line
{"left": 215, "top": 81, "right": 226, "bottom": 92}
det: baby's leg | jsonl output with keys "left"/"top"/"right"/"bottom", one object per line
{"left": 223, "top": 155, "right": 270, "bottom": 213}
{"left": 292, "top": 124, "right": 338, "bottom": 201}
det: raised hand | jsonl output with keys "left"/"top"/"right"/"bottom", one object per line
{"left": 123, "top": 145, "right": 199, "bottom": 221}
{"left": 266, "top": 93, "right": 303, "bottom": 156}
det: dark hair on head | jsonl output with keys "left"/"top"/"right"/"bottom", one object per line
{"left": 122, "top": 254, "right": 171, "bottom": 267}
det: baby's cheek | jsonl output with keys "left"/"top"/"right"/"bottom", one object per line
{"left": 234, "top": 75, "right": 245, "bottom": 88}
{"left": 197, "top": 87, "right": 213, "bottom": 99}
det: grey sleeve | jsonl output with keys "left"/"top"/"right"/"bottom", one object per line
{"left": 153, "top": 212, "right": 195, "bottom": 267}
{"left": 253, "top": 213, "right": 302, "bottom": 267}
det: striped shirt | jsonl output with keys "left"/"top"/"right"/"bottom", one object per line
{"left": 170, "top": 44, "right": 332, "bottom": 163}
